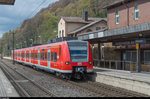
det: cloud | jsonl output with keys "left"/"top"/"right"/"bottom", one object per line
{"left": 0, "top": 0, "right": 58, "bottom": 38}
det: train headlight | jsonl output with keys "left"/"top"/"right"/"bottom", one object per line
{"left": 89, "top": 62, "right": 92, "bottom": 65}
{"left": 65, "top": 62, "right": 70, "bottom": 65}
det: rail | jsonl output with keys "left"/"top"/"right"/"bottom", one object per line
{"left": 0, "top": 60, "right": 57, "bottom": 97}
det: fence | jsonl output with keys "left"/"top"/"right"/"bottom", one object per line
{"left": 93, "top": 59, "right": 137, "bottom": 72}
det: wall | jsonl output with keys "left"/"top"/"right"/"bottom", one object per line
{"left": 66, "top": 22, "right": 86, "bottom": 37}
{"left": 58, "top": 18, "right": 66, "bottom": 38}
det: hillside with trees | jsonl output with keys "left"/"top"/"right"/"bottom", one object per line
{"left": 0, "top": 0, "right": 115, "bottom": 56}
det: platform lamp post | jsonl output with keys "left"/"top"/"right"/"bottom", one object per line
{"left": 16, "top": 44, "right": 18, "bottom": 49}
{"left": 24, "top": 41, "right": 27, "bottom": 48}
{"left": 12, "top": 31, "right": 15, "bottom": 65}
{"left": 20, "top": 42, "right": 22, "bottom": 49}
{"left": 38, "top": 36, "right": 42, "bottom": 44}
{"left": 136, "top": 33, "right": 143, "bottom": 73}
{"left": 30, "top": 39, "right": 33, "bottom": 46}
{"left": 1, "top": 40, "right": 3, "bottom": 59}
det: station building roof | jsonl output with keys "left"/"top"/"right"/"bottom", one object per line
{"left": 103, "top": 0, "right": 136, "bottom": 9}
{"left": 0, "top": 0, "right": 15, "bottom": 5}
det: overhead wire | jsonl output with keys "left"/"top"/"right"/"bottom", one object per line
{"left": 9, "top": 0, "right": 49, "bottom": 40}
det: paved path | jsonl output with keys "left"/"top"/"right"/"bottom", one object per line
{"left": 0, "top": 68, "right": 19, "bottom": 97}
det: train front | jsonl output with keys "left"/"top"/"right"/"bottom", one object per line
{"left": 67, "top": 40, "right": 93, "bottom": 79}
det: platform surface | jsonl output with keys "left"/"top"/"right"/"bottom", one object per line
{"left": 0, "top": 68, "right": 19, "bottom": 97}
{"left": 94, "top": 67, "right": 150, "bottom": 83}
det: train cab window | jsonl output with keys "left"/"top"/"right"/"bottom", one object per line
{"left": 45, "top": 52, "right": 47, "bottom": 61}
{"left": 54, "top": 52, "right": 57, "bottom": 62}
{"left": 51, "top": 52, "right": 54, "bottom": 61}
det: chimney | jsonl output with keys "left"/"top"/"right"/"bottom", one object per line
{"left": 82, "top": 10, "right": 88, "bottom": 21}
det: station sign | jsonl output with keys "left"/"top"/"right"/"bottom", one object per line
{"left": 135, "top": 39, "right": 146, "bottom": 44}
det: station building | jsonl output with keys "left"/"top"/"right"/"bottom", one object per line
{"left": 78, "top": 0, "right": 150, "bottom": 72}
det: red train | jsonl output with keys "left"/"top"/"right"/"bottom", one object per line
{"left": 11, "top": 40, "right": 93, "bottom": 79}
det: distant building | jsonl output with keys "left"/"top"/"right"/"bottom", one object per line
{"left": 58, "top": 11, "right": 107, "bottom": 38}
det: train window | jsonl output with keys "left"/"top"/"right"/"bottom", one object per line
{"left": 48, "top": 52, "right": 50, "bottom": 61}
{"left": 54, "top": 52, "right": 57, "bottom": 62}
{"left": 22, "top": 53, "right": 24, "bottom": 58}
{"left": 59, "top": 47, "right": 61, "bottom": 56}
{"left": 40, "top": 53, "right": 43, "bottom": 60}
{"left": 34, "top": 53, "right": 36, "bottom": 59}
{"left": 51, "top": 52, "right": 54, "bottom": 61}
{"left": 45, "top": 52, "right": 47, "bottom": 61}
{"left": 31, "top": 53, "right": 33, "bottom": 59}
{"left": 38, "top": 53, "right": 40, "bottom": 60}
{"left": 43, "top": 53, "right": 44, "bottom": 60}
{"left": 27, "top": 53, "right": 29, "bottom": 59}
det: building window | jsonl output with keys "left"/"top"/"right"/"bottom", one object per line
{"left": 126, "top": 51, "right": 137, "bottom": 62}
{"left": 116, "top": 11, "right": 119, "bottom": 24}
{"left": 96, "top": 27, "right": 101, "bottom": 30}
{"left": 144, "top": 51, "right": 150, "bottom": 64}
{"left": 62, "top": 30, "right": 64, "bottom": 37}
{"left": 87, "top": 29, "right": 92, "bottom": 32}
{"left": 135, "top": 5, "right": 139, "bottom": 20}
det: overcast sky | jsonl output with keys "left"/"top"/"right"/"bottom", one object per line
{"left": 0, "top": 0, "right": 58, "bottom": 38}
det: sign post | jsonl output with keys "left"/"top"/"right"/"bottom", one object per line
{"left": 136, "top": 43, "right": 141, "bottom": 72}
{"left": 135, "top": 38, "right": 146, "bottom": 72}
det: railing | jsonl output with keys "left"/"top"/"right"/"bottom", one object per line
{"left": 93, "top": 59, "right": 137, "bottom": 72}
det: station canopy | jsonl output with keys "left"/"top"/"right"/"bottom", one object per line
{"left": 0, "top": 0, "right": 15, "bottom": 5}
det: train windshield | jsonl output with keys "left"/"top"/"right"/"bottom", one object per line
{"left": 68, "top": 41, "right": 88, "bottom": 62}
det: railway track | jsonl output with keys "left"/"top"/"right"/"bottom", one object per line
{"left": 0, "top": 60, "right": 56, "bottom": 97}
{"left": 2, "top": 59, "right": 149, "bottom": 97}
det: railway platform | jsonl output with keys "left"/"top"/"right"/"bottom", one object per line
{"left": 3, "top": 57, "right": 150, "bottom": 96}
{"left": 89, "top": 67, "right": 150, "bottom": 96}
{"left": 0, "top": 68, "right": 19, "bottom": 97}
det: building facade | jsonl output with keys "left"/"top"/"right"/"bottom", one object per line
{"left": 107, "top": 0, "right": 150, "bottom": 30}
{"left": 104, "top": 0, "right": 150, "bottom": 72}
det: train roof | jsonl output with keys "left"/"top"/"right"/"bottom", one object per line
{"left": 14, "top": 40, "right": 88, "bottom": 51}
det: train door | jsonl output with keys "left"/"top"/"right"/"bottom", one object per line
{"left": 48, "top": 49, "right": 51, "bottom": 68}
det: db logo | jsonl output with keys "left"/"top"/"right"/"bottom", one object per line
{"left": 78, "top": 62, "right": 82, "bottom": 66}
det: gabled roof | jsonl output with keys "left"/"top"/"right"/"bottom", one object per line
{"left": 61, "top": 17, "right": 101, "bottom": 24}
{"left": 0, "top": 0, "right": 15, "bottom": 5}
{"left": 103, "top": 0, "right": 135, "bottom": 9}
{"left": 69, "top": 18, "right": 107, "bottom": 34}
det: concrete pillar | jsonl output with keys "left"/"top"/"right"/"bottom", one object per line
{"left": 136, "top": 44, "right": 141, "bottom": 72}
{"left": 98, "top": 42, "right": 101, "bottom": 67}
{"left": 92, "top": 44, "right": 94, "bottom": 58}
